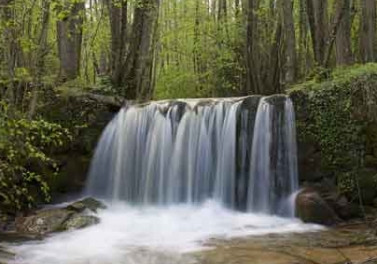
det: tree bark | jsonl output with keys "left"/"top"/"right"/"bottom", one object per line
{"left": 107, "top": 0, "right": 128, "bottom": 86}
{"left": 245, "top": 0, "right": 261, "bottom": 94}
{"left": 306, "top": 0, "right": 328, "bottom": 66}
{"left": 281, "top": 0, "right": 296, "bottom": 84}
{"left": 359, "top": 0, "right": 376, "bottom": 62}
{"left": 57, "top": 0, "right": 85, "bottom": 81}
{"left": 28, "top": 0, "right": 50, "bottom": 119}
{"left": 121, "top": 0, "right": 160, "bottom": 100}
{"left": 335, "top": 0, "right": 353, "bottom": 65}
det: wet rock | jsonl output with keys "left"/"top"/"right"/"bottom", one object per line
{"left": 358, "top": 169, "right": 377, "bottom": 205}
{"left": 0, "top": 247, "right": 15, "bottom": 264}
{"left": 15, "top": 209, "right": 74, "bottom": 235}
{"left": 296, "top": 189, "right": 340, "bottom": 225}
{"left": 0, "top": 231, "right": 43, "bottom": 242}
{"left": 66, "top": 197, "right": 106, "bottom": 213}
{"left": 333, "top": 195, "right": 362, "bottom": 220}
{"left": 14, "top": 198, "right": 104, "bottom": 236}
{"left": 320, "top": 190, "right": 362, "bottom": 220}
{"left": 61, "top": 215, "right": 100, "bottom": 231}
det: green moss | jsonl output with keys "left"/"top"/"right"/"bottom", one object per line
{"left": 289, "top": 63, "right": 377, "bottom": 199}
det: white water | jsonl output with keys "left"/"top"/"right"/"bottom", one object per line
{"left": 86, "top": 95, "right": 299, "bottom": 215}
{"left": 247, "top": 96, "right": 299, "bottom": 216}
{"left": 6, "top": 95, "right": 318, "bottom": 264}
{"left": 10, "top": 200, "right": 322, "bottom": 264}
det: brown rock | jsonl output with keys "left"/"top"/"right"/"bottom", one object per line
{"left": 296, "top": 189, "right": 341, "bottom": 226}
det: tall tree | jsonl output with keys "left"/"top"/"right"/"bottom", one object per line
{"left": 306, "top": 0, "right": 328, "bottom": 66}
{"left": 280, "top": 0, "right": 296, "bottom": 84}
{"left": 56, "top": 0, "right": 85, "bottom": 81}
{"left": 245, "top": 0, "right": 261, "bottom": 94}
{"left": 107, "top": 0, "right": 128, "bottom": 87}
{"left": 122, "top": 0, "right": 160, "bottom": 99}
{"left": 335, "top": 0, "right": 353, "bottom": 65}
{"left": 359, "top": 0, "right": 376, "bottom": 62}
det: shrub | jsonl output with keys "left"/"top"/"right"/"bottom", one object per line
{"left": 0, "top": 102, "right": 72, "bottom": 214}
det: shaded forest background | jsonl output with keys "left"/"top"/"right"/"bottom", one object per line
{"left": 0, "top": 0, "right": 376, "bottom": 104}
{"left": 0, "top": 0, "right": 377, "bottom": 213}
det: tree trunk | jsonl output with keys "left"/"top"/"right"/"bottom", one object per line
{"left": 335, "top": 0, "right": 353, "bottom": 65}
{"left": 306, "top": 0, "right": 328, "bottom": 66}
{"left": 28, "top": 0, "right": 50, "bottom": 119}
{"left": 245, "top": 0, "right": 261, "bottom": 94}
{"left": 107, "top": 0, "right": 128, "bottom": 87}
{"left": 121, "top": 0, "right": 160, "bottom": 100}
{"left": 0, "top": 0, "right": 18, "bottom": 103}
{"left": 281, "top": 0, "right": 296, "bottom": 84}
{"left": 359, "top": 0, "right": 376, "bottom": 62}
{"left": 57, "top": 0, "right": 85, "bottom": 81}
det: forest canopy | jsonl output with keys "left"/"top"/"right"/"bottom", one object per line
{"left": 0, "top": 0, "right": 376, "bottom": 105}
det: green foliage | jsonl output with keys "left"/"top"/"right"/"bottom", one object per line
{"left": 154, "top": 0, "right": 244, "bottom": 99}
{"left": 0, "top": 102, "right": 72, "bottom": 213}
{"left": 290, "top": 64, "right": 377, "bottom": 198}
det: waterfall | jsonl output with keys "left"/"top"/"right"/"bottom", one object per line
{"left": 86, "top": 95, "right": 299, "bottom": 216}
{"left": 246, "top": 96, "right": 298, "bottom": 216}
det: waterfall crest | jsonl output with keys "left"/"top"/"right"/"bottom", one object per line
{"left": 86, "top": 95, "right": 299, "bottom": 216}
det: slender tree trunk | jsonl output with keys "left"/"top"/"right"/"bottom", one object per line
{"left": 335, "top": 0, "right": 353, "bottom": 65}
{"left": 107, "top": 0, "right": 128, "bottom": 86}
{"left": 359, "top": 0, "right": 376, "bottom": 62}
{"left": 306, "top": 0, "right": 328, "bottom": 66}
{"left": 245, "top": 0, "right": 261, "bottom": 94}
{"left": 298, "top": 0, "right": 309, "bottom": 78}
{"left": 0, "top": 0, "right": 18, "bottom": 103}
{"left": 121, "top": 0, "right": 160, "bottom": 100}
{"left": 57, "top": 0, "right": 85, "bottom": 81}
{"left": 281, "top": 0, "right": 296, "bottom": 84}
{"left": 28, "top": 0, "right": 50, "bottom": 119}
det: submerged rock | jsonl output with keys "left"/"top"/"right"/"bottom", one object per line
{"left": 66, "top": 197, "right": 107, "bottom": 213}
{"left": 296, "top": 189, "right": 340, "bottom": 225}
{"left": 0, "top": 246, "right": 15, "bottom": 264}
{"left": 14, "top": 198, "right": 103, "bottom": 236}
{"left": 61, "top": 215, "right": 100, "bottom": 231}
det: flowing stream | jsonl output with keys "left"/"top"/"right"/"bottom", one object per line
{"left": 9, "top": 95, "right": 323, "bottom": 264}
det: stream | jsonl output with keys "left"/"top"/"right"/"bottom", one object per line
{"left": 4, "top": 200, "right": 323, "bottom": 264}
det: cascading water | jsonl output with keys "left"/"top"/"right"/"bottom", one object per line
{"left": 86, "top": 95, "right": 298, "bottom": 215}
{"left": 9, "top": 95, "right": 323, "bottom": 264}
{"left": 246, "top": 96, "right": 298, "bottom": 216}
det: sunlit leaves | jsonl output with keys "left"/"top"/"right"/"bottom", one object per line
{"left": 0, "top": 102, "right": 72, "bottom": 213}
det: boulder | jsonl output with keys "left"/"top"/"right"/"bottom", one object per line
{"left": 66, "top": 197, "right": 106, "bottom": 213}
{"left": 15, "top": 209, "right": 74, "bottom": 235}
{"left": 323, "top": 193, "right": 361, "bottom": 220}
{"left": 61, "top": 215, "right": 100, "bottom": 231}
{"left": 296, "top": 189, "right": 341, "bottom": 225}
{"left": 0, "top": 247, "right": 15, "bottom": 264}
{"left": 14, "top": 198, "right": 104, "bottom": 236}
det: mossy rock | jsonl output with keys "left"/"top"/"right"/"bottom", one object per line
{"left": 61, "top": 215, "right": 100, "bottom": 231}
{"left": 358, "top": 170, "right": 377, "bottom": 205}
{"left": 14, "top": 198, "right": 104, "bottom": 236}
{"left": 15, "top": 209, "right": 74, "bottom": 235}
{"left": 66, "top": 197, "right": 107, "bottom": 213}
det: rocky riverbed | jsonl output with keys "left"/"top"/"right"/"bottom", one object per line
{"left": 196, "top": 222, "right": 377, "bottom": 264}
{"left": 1, "top": 199, "right": 377, "bottom": 264}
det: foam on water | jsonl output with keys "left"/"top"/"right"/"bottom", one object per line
{"left": 10, "top": 200, "right": 322, "bottom": 264}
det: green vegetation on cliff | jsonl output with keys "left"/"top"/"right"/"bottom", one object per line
{"left": 0, "top": 104, "right": 71, "bottom": 214}
{"left": 290, "top": 64, "right": 377, "bottom": 204}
